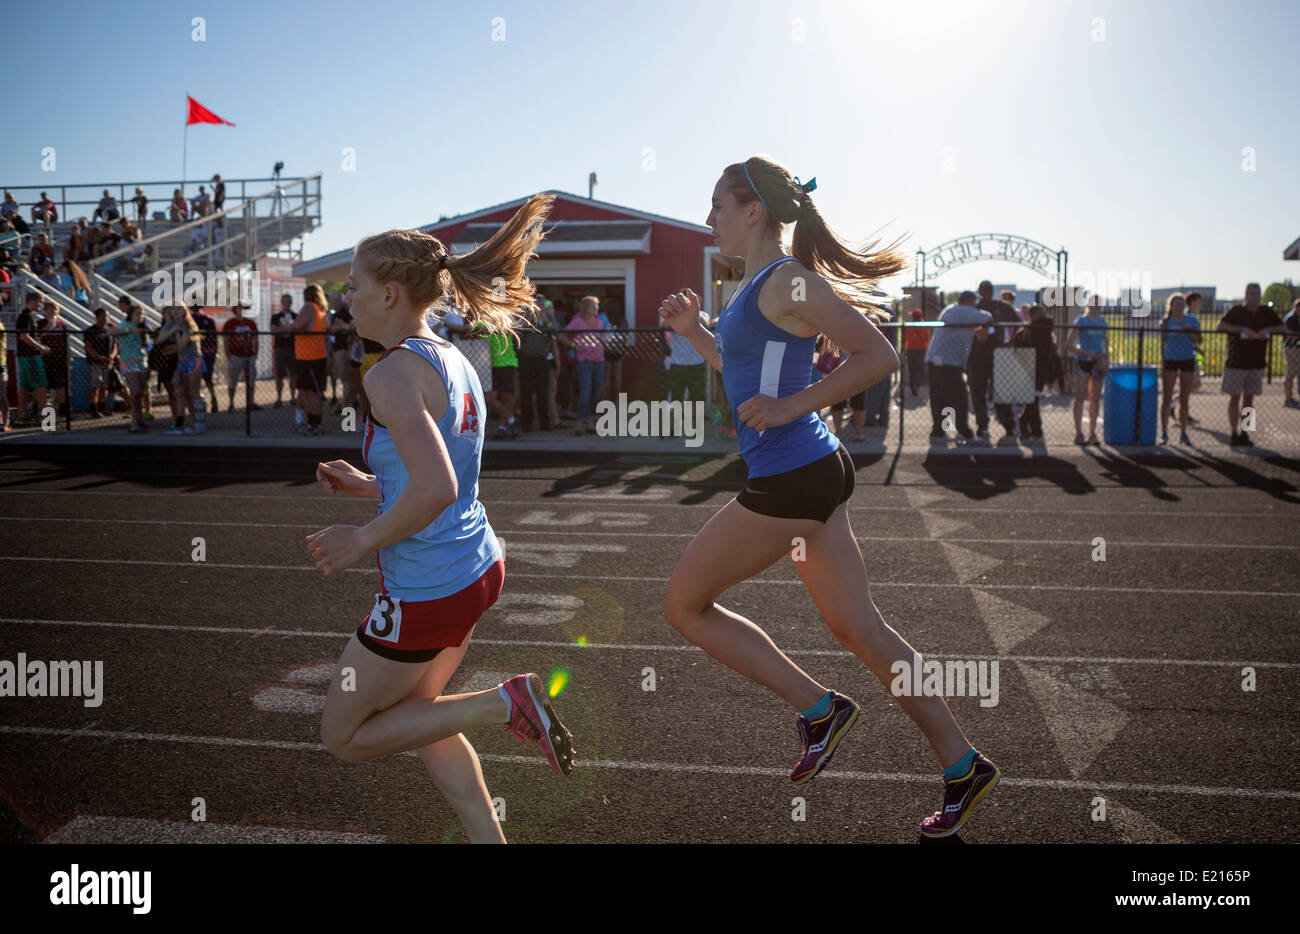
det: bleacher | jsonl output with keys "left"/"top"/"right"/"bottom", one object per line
{"left": 1, "top": 174, "right": 321, "bottom": 323}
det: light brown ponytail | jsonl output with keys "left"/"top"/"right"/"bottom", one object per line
{"left": 354, "top": 193, "right": 553, "bottom": 337}
{"left": 725, "top": 155, "right": 908, "bottom": 323}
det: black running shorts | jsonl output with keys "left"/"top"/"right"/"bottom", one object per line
{"left": 296, "top": 357, "right": 327, "bottom": 392}
{"left": 737, "top": 445, "right": 855, "bottom": 523}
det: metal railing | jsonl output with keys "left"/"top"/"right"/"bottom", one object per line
{"left": 0, "top": 176, "right": 309, "bottom": 228}
{"left": 90, "top": 273, "right": 164, "bottom": 329}
{"left": 86, "top": 174, "right": 321, "bottom": 307}
{"left": 8, "top": 320, "right": 1299, "bottom": 451}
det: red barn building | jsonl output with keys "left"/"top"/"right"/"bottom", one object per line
{"left": 295, "top": 190, "right": 739, "bottom": 401}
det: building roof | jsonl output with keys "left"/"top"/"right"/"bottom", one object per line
{"left": 295, "top": 189, "right": 708, "bottom": 277}
{"left": 449, "top": 219, "right": 651, "bottom": 254}
{"left": 1285, "top": 236, "right": 1300, "bottom": 261}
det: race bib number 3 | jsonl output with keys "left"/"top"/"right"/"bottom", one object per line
{"left": 365, "top": 593, "right": 403, "bottom": 643}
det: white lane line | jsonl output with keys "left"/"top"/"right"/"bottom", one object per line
{"left": 12, "top": 515, "right": 1300, "bottom": 551}
{"left": 0, "top": 488, "right": 1293, "bottom": 519}
{"left": 2, "top": 725, "right": 1296, "bottom": 801}
{"left": 1, "top": 555, "right": 1296, "bottom": 599}
{"left": 4, "top": 617, "right": 1299, "bottom": 669}
{"left": 44, "top": 815, "right": 387, "bottom": 844}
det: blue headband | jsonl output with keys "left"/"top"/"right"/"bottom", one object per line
{"left": 742, "top": 162, "right": 773, "bottom": 216}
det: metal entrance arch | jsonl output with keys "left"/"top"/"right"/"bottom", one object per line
{"left": 914, "top": 233, "right": 1067, "bottom": 292}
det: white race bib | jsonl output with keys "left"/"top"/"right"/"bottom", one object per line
{"left": 365, "top": 593, "right": 403, "bottom": 643}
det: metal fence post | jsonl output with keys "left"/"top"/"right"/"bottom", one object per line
{"left": 1135, "top": 323, "right": 1144, "bottom": 444}
{"left": 897, "top": 321, "right": 905, "bottom": 450}
{"left": 246, "top": 341, "right": 253, "bottom": 436}
{"left": 65, "top": 331, "right": 73, "bottom": 431}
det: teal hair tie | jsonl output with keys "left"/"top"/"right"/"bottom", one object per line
{"left": 794, "top": 175, "right": 817, "bottom": 195}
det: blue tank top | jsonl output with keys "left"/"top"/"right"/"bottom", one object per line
{"left": 714, "top": 256, "right": 839, "bottom": 478}
{"left": 361, "top": 336, "right": 501, "bottom": 600}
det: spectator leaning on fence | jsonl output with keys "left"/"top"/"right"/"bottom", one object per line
{"left": 1072, "top": 297, "right": 1109, "bottom": 445}
{"left": 1159, "top": 291, "right": 1201, "bottom": 445}
{"left": 971, "top": 280, "right": 1020, "bottom": 443}
{"left": 1284, "top": 298, "right": 1300, "bottom": 410}
{"left": 190, "top": 303, "right": 221, "bottom": 413}
{"left": 270, "top": 293, "right": 297, "bottom": 407}
{"left": 14, "top": 293, "right": 49, "bottom": 424}
{"left": 222, "top": 303, "right": 260, "bottom": 412}
{"left": 903, "top": 307, "right": 930, "bottom": 397}
{"left": 664, "top": 304, "right": 710, "bottom": 408}
{"left": 558, "top": 295, "right": 607, "bottom": 435}
{"left": 925, "top": 291, "right": 990, "bottom": 441}
{"left": 0, "top": 315, "right": 9, "bottom": 431}
{"left": 291, "top": 283, "right": 330, "bottom": 435}
{"left": 84, "top": 307, "right": 118, "bottom": 418}
{"left": 112, "top": 302, "right": 151, "bottom": 432}
{"left": 39, "top": 301, "right": 70, "bottom": 418}
{"left": 1, "top": 192, "right": 18, "bottom": 217}
{"left": 330, "top": 292, "right": 356, "bottom": 411}
{"left": 156, "top": 305, "right": 205, "bottom": 434}
{"left": 1218, "top": 282, "right": 1285, "bottom": 446}
{"left": 518, "top": 298, "right": 558, "bottom": 432}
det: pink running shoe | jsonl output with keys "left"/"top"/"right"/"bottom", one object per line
{"left": 500, "top": 673, "right": 575, "bottom": 776}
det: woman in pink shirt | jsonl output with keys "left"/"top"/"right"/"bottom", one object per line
{"left": 556, "top": 296, "right": 606, "bottom": 435}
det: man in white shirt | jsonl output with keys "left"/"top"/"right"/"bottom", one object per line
{"left": 664, "top": 309, "right": 709, "bottom": 404}
{"left": 925, "top": 291, "right": 992, "bottom": 441}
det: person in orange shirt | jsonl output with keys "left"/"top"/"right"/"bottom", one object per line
{"left": 292, "top": 283, "right": 330, "bottom": 435}
{"left": 903, "top": 307, "right": 931, "bottom": 397}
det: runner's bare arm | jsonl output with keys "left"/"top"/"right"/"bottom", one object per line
{"left": 758, "top": 267, "right": 897, "bottom": 422}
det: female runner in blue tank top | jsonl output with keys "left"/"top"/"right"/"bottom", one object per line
{"left": 306, "top": 194, "right": 574, "bottom": 844}
{"left": 659, "top": 157, "right": 1000, "bottom": 838}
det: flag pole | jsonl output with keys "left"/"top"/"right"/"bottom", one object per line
{"left": 182, "top": 94, "right": 189, "bottom": 198}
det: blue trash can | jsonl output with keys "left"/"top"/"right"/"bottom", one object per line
{"left": 1103, "top": 364, "right": 1158, "bottom": 445}
{"left": 69, "top": 356, "right": 89, "bottom": 413}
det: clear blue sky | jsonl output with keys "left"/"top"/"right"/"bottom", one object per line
{"left": 5, "top": 0, "right": 1297, "bottom": 300}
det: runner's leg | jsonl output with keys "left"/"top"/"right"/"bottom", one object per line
{"left": 794, "top": 503, "right": 972, "bottom": 768}
{"left": 664, "top": 499, "right": 827, "bottom": 709}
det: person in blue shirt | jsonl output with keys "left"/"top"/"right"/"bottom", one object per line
{"left": 1072, "top": 298, "right": 1109, "bottom": 444}
{"left": 1159, "top": 292, "right": 1202, "bottom": 444}
{"left": 659, "top": 155, "right": 1000, "bottom": 839}
{"left": 307, "top": 194, "right": 575, "bottom": 844}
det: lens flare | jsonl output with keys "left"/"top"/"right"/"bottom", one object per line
{"left": 576, "top": 635, "right": 588, "bottom": 646}
{"left": 548, "top": 667, "right": 571, "bottom": 698}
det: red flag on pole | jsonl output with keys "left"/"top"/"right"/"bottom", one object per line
{"left": 186, "top": 95, "right": 235, "bottom": 127}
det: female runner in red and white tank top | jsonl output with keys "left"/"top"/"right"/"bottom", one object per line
{"left": 307, "top": 195, "right": 574, "bottom": 843}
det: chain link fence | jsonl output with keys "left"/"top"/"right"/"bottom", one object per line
{"left": 5, "top": 320, "right": 1298, "bottom": 450}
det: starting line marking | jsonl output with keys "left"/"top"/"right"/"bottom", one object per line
{"left": 2, "top": 724, "right": 1296, "bottom": 802}
{"left": 3, "top": 618, "right": 1298, "bottom": 669}
{"left": 1, "top": 556, "right": 1297, "bottom": 599}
